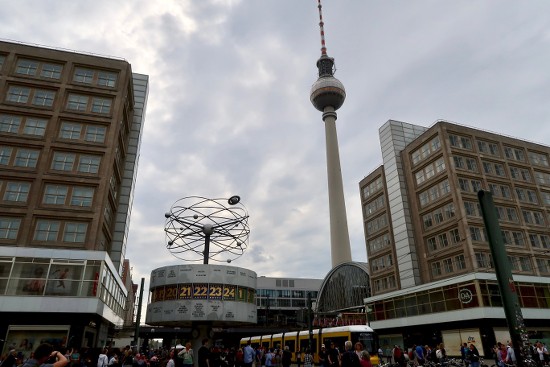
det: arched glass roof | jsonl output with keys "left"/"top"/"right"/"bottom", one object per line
{"left": 316, "top": 262, "right": 370, "bottom": 314}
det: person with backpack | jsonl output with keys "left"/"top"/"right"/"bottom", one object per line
{"left": 23, "top": 343, "right": 69, "bottom": 367}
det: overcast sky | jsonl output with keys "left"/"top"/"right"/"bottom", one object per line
{"left": 2, "top": 0, "right": 550, "bottom": 319}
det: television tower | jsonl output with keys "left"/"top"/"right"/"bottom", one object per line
{"left": 310, "top": 0, "right": 351, "bottom": 268}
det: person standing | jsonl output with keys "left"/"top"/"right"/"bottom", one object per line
{"left": 282, "top": 347, "right": 291, "bottom": 367}
{"left": 505, "top": 342, "right": 516, "bottom": 366}
{"left": 198, "top": 340, "right": 210, "bottom": 367}
{"left": 97, "top": 349, "right": 109, "bottom": 367}
{"left": 360, "top": 351, "right": 372, "bottom": 367}
{"left": 467, "top": 344, "right": 480, "bottom": 367}
{"left": 328, "top": 343, "right": 339, "bottom": 367}
{"left": 180, "top": 343, "right": 194, "bottom": 367}
{"left": 319, "top": 345, "right": 328, "bottom": 367}
{"left": 354, "top": 344, "right": 363, "bottom": 360}
{"left": 23, "top": 344, "right": 69, "bottom": 367}
{"left": 166, "top": 350, "right": 176, "bottom": 367}
{"left": 2, "top": 350, "right": 17, "bottom": 367}
{"left": 243, "top": 341, "right": 254, "bottom": 367}
{"left": 295, "top": 349, "right": 301, "bottom": 367}
{"left": 303, "top": 350, "right": 313, "bottom": 367}
{"left": 341, "top": 342, "right": 360, "bottom": 367}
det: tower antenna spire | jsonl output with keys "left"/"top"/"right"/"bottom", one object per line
{"left": 317, "top": 0, "right": 328, "bottom": 56}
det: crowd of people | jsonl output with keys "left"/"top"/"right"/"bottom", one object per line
{"left": 2, "top": 340, "right": 549, "bottom": 367}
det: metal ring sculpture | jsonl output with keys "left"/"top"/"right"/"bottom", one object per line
{"left": 164, "top": 196, "right": 250, "bottom": 263}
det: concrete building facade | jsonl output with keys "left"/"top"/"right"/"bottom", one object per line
{"left": 0, "top": 40, "right": 148, "bottom": 353}
{"left": 360, "top": 120, "right": 550, "bottom": 356}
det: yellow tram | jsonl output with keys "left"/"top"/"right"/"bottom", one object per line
{"left": 240, "top": 325, "right": 379, "bottom": 366}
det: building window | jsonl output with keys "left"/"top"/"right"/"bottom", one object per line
{"left": 23, "top": 118, "right": 48, "bottom": 136}
{"left": 0, "top": 114, "right": 21, "bottom": 134}
{"left": 34, "top": 220, "right": 60, "bottom": 241}
{"left": 97, "top": 71, "right": 117, "bottom": 87}
{"left": 431, "top": 262, "right": 442, "bottom": 277}
{"left": 443, "top": 258, "right": 453, "bottom": 273}
{"left": 77, "top": 155, "right": 101, "bottom": 174}
{"left": 6, "top": 86, "right": 30, "bottom": 103}
{"left": 59, "top": 122, "right": 82, "bottom": 140}
{"left": 0, "top": 146, "right": 12, "bottom": 165}
{"left": 73, "top": 67, "right": 94, "bottom": 84}
{"left": 475, "top": 252, "right": 493, "bottom": 268}
{"left": 32, "top": 89, "right": 55, "bottom": 107}
{"left": 58, "top": 122, "right": 107, "bottom": 144}
{"left": 16, "top": 58, "right": 63, "bottom": 79}
{"left": 489, "top": 183, "right": 512, "bottom": 199}
{"left": 73, "top": 67, "right": 118, "bottom": 88}
{"left": 510, "top": 166, "right": 532, "bottom": 182}
{"left": 412, "top": 136, "right": 441, "bottom": 165}
{"left": 4, "top": 182, "right": 30, "bottom": 202}
{"left": 63, "top": 222, "right": 88, "bottom": 243}
{"left": 66, "top": 94, "right": 112, "bottom": 115}
{"left": 523, "top": 210, "right": 545, "bottom": 226}
{"left": 0, "top": 217, "right": 21, "bottom": 239}
{"left": 91, "top": 97, "right": 112, "bottom": 114}
{"left": 40, "top": 63, "right": 63, "bottom": 79}
{"left": 470, "top": 226, "right": 486, "bottom": 242}
{"left": 51, "top": 152, "right": 75, "bottom": 171}
{"left": 67, "top": 94, "right": 88, "bottom": 111}
{"left": 504, "top": 146, "right": 525, "bottom": 161}
{"left": 464, "top": 201, "right": 480, "bottom": 217}
{"left": 455, "top": 254, "right": 466, "bottom": 270}
{"left": 70, "top": 187, "right": 94, "bottom": 207}
{"left": 6, "top": 86, "right": 55, "bottom": 108}
{"left": 14, "top": 149, "right": 39, "bottom": 168}
{"left": 16, "top": 59, "right": 39, "bottom": 75}
{"left": 363, "top": 177, "right": 383, "bottom": 199}
{"left": 450, "top": 228, "right": 461, "bottom": 244}
{"left": 449, "top": 134, "right": 472, "bottom": 150}
{"left": 535, "top": 171, "right": 550, "bottom": 186}
{"left": 528, "top": 151, "right": 549, "bottom": 167}
{"left": 85, "top": 125, "right": 106, "bottom": 143}
{"left": 0, "top": 55, "right": 5, "bottom": 70}
{"left": 43, "top": 185, "right": 68, "bottom": 205}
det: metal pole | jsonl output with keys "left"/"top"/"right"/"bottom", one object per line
{"left": 134, "top": 277, "right": 145, "bottom": 349}
{"left": 203, "top": 233, "right": 210, "bottom": 264}
{"left": 478, "top": 190, "right": 529, "bottom": 364}
{"left": 307, "top": 292, "right": 313, "bottom": 353}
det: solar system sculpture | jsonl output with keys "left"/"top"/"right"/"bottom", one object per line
{"left": 146, "top": 195, "right": 256, "bottom": 350}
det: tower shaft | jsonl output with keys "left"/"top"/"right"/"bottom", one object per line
{"left": 323, "top": 106, "right": 352, "bottom": 267}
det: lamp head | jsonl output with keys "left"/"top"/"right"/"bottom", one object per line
{"left": 228, "top": 195, "right": 241, "bottom": 205}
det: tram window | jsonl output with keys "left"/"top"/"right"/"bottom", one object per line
{"left": 286, "top": 340, "right": 296, "bottom": 352}
{"left": 262, "top": 341, "right": 270, "bottom": 349}
{"left": 325, "top": 337, "right": 347, "bottom": 353}
{"left": 354, "top": 332, "right": 376, "bottom": 354}
{"left": 299, "top": 337, "right": 318, "bottom": 353}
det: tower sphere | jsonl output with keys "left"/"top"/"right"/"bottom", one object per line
{"left": 310, "top": 75, "right": 346, "bottom": 112}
